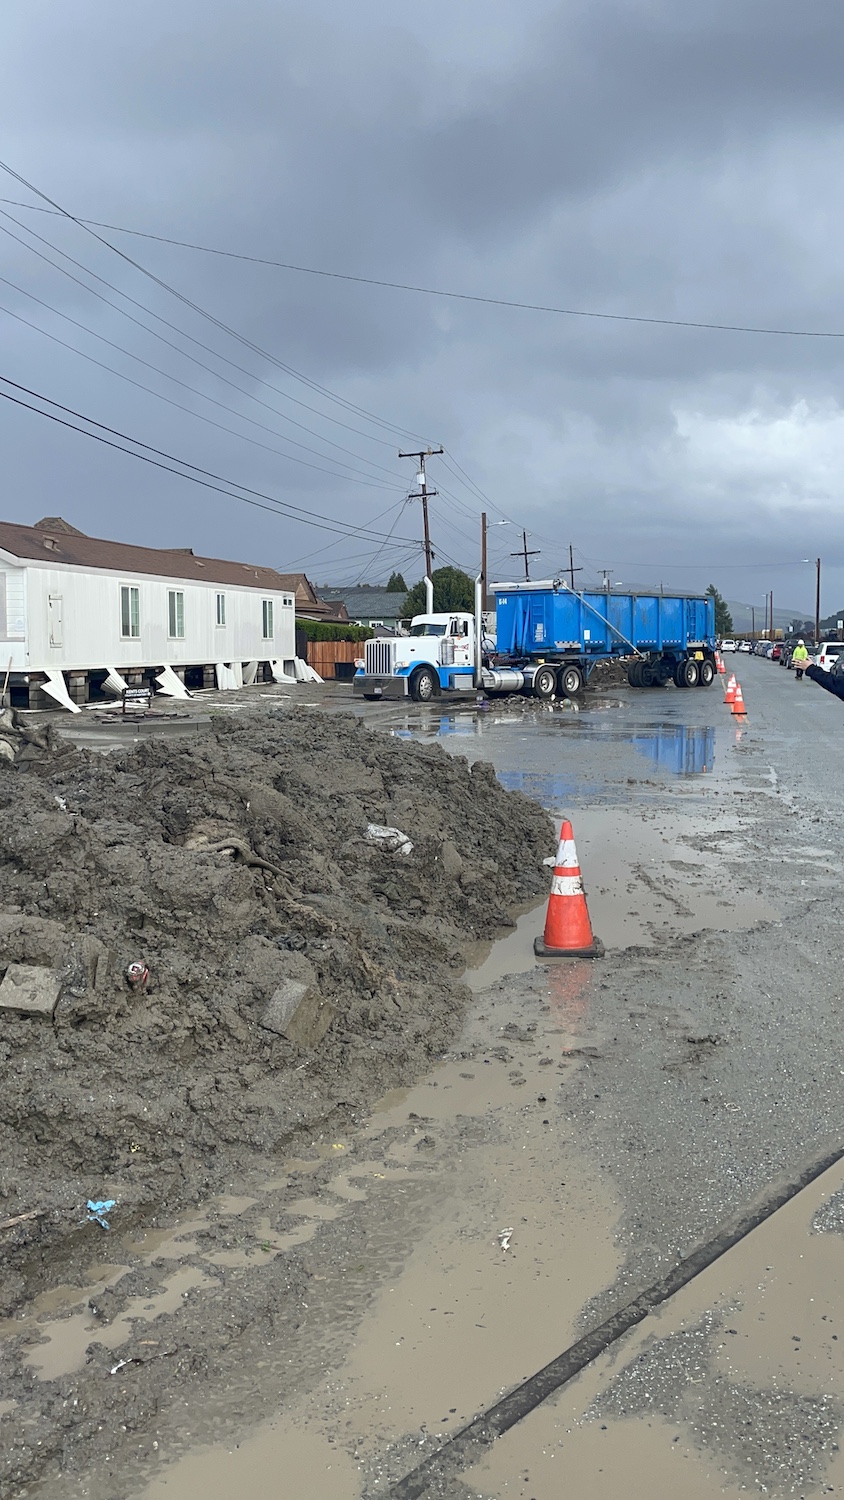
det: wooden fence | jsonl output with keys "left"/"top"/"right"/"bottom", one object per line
{"left": 306, "top": 639, "right": 364, "bottom": 681}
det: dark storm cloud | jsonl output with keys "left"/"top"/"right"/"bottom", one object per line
{"left": 2, "top": 0, "right": 844, "bottom": 607}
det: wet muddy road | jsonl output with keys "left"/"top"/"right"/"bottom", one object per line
{"left": 14, "top": 658, "right": 844, "bottom": 1499}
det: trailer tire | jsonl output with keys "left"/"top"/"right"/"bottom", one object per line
{"left": 627, "top": 661, "right": 646, "bottom": 688}
{"left": 410, "top": 667, "right": 438, "bottom": 702}
{"left": 674, "top": 658, "right": 699, "bottom": 688}
{"left": 698, "top": 660, "right": 715, "bottom": 687}
{"left": 640, "top": 661, "right": 661, "bottom": 687}
{"left": 532, "top": 665, "right": 557, "bottom": 699}
{"left": 559, "top": 664, "right": 585, "bottom": 698}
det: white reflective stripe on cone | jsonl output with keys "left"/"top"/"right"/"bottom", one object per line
{"left": 555, "top": 839, "right": 579, "bottom": 867}
{"left": 550, "top": 874, "right": 585, "bottom": 897}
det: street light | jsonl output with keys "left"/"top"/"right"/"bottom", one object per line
{"left": 801, "top": 558, "right": 821, "bottom": 643}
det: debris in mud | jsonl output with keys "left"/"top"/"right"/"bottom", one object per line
{"left": 0, "top": 703, "right": 552, "bottom": 1314}
{"left": 86, "top": 1199, "right": 117, "bottom": 1230}
{"left": 364, "top": 822, "right": 414, "bottom": 856}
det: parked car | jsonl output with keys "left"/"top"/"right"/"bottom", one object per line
{"left": 720, "top": 639, "right": 737, "bottom": 652}
{"left": 770, "top": 643, "right": 782, "bottom": 661}
{"left": 780, "top": 644, "right": 794, "bottom": 668}
{"left": 816, "top": 640, "right": 844, "bottom": 672}
{"left": 738, "top": 641, "right": 752, "bottom": 653}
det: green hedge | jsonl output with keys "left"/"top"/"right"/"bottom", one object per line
{"left": 296, "top": 618, "right": 373, "bottom": 643}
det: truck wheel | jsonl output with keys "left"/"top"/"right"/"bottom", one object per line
{"left": 640, "top": 661, "right": 660, "bottom": 687}
{"left": 698, "top": 660, "right": 715, "bottom": 686}
{"left": 674, "top": 658, "right": 699, "bottom": 688}
{"left": 627, "top": 661, "right": 645, "bottom": 688}
{"left": 410, "top": 667, "right": 438, "bottom": 702}
{"left": 560, "top": 664, "right": 585, "bottom": 697}
{"left": 532, "top": 665, "right": 557, "bottom": 699}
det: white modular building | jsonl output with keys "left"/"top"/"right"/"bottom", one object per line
{"left": 0, "top": 517, "right": 298, "bottom": 708}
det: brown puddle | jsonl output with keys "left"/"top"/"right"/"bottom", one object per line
{"left": 466, "top": 1160, "right": 844, "bottom": 1498}
{"left": 23, "top": 1265, "right": 215, "bottom": 1381}
{"left": 140, "top": 972, "right": 621, "bottom": 1499}
{"left": 462, "top": 804, "right": 778, "bottom": 997}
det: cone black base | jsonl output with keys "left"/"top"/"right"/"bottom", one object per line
{"left": 534, "top": 936, "right": 605, "bottom": 960}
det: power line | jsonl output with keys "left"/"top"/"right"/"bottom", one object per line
{"left": 0, "top": 250, "right": 404, "bottom": 488}
{"left": 0, "top": 292, "right": 400, "bottom": 491}
{"left": 0, "top": 165, "right": 435, "bottom": 448}
{"left": 0, "top": 168, "right": 510, "bottom": 525}
{"left": 0, "top": 374, "right": 420, "bottom": 547}
{"left": 0, "top": 165, "right": 520, "bottom": 533}
{"left": 5, "top": 193, "right": 844, "bottom": 341}
{"left": 0, "top": 208, "right": 411, "bottom": 478}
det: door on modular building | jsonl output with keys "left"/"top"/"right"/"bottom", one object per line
{"left": 48, "top": 593, "right": 63, "bottom": 649}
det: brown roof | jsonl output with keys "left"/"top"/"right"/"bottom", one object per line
{"left": 0, "top": 518, "right": 300, "bottom": 594}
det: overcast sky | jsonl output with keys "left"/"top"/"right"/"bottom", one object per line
{"left": 3, "top": 0, "right": 844, "bottom": 614}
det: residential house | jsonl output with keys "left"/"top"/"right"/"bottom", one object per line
{"left": 0, "top": 517, "right": 298, "bottom": 708}
{"left": 318, "top": 585, "right": 408, "bottom": 633}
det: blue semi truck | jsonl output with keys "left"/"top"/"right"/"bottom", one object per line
{"left": 353, "top": 577, "right": 717, "bottom": 701}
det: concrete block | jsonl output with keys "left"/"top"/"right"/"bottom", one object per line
{"left": 260, "top": 976, "right": 336, "bottom": 1048}
{"left": 0, "top": 965, "right": 62, "bottom": 1018}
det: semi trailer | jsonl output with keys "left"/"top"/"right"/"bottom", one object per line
{"left": 353, "top": 577, "right": 717, "bottom": 701}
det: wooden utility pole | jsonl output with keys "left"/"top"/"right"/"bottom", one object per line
{"left": 481, "top": 512, "right": 488, "bottom": 611}
{"left": 815, "top": 557, "right": 821, "bottom": 644}
{"left": 568, "top": 544, "right": 583, "bottom": 591}
{"left": 400, "top": 447, "right": 443, "bottom": 580}
{"left": 511, "top": 530, "right": 540, "bottom": 581}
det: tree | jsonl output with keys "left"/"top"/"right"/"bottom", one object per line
{"left": 401, "top": 566, "right": 475, "bottom": 618}
{"left": 385, "top": 571, "right": 407, "bottom": 592}
{"left": 706, "top": 584, "right": 733, "bottom": 636}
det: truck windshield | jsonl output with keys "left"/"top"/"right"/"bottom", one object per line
{"left": 409, "top": 623, "right": 447, "bottom": 637}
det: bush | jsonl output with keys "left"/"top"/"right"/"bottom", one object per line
{"left": 296, "top": 618, "right": 373, "bottom": 643}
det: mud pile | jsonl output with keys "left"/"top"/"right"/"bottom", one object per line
{"left": 0, "top": 705, "right": 552, "bottom": 1309}
{"left": 589, "top": 658, "right": 631, "bottom": 688}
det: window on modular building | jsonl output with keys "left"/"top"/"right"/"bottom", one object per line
{"left": 168, "top": 590, "right": 185, "bottom": 638}
{"left": 262, "top": 599, "right": 274, "bottom": 639}
{"left": 216, "top": 592, "right": 226, "bottom": 626}
{"left": 120, "top": 585, "right": 140, "bottom": 638}
{"left": 283, "top": 596, "right": 293, "bottom": 608}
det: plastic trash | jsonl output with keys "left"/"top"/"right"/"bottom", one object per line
{"left": 364, "top": 823, "right": 414, "bottom": 856}
{"left": 87, "top": 1199, "right": 116, "bottom": 1230}
{"left": 125, "top": 962, "right": 150, "bottom": 992}
{"left": 497, "top": 1227, "right": 513, "bottom": 1252}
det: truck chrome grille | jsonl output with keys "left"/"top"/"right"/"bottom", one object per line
{"left": 365, "top": 639, "right": 396, "bottom": 676}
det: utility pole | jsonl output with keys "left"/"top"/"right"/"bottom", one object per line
{"left": 511, "top": 530, "right": 540, "bottom": 581}
{"left": 568, "top": 544, "right": 583, "bottom": 591}
{"left": 400, "top": 446, "right": 443, "bottom": 580}
{"left": 751, "top": 606, "right": 755, "bottom": 640}
{"left": 771, "top": 589, "right": 774, "bottom": 638}
{"left": 815, "top": 557, "right": 821, "bottom": 645}
{"left": 602, "top": 570, "right": 613, "bottom": 596}
{"left": 481, "top": 512, "right": 488, "bottom": 611}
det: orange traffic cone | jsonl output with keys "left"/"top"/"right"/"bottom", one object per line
{"left": 731, "top": 682, "right": 747, "bottom": 716}
{"left": 716, "top": 652, "right": 725, "bottom": 674}
{"left": 725, "top": 673, "right": 737, "bottom": 703}
{"left": 535, "top": 820, "right": 604, "bottom": 959}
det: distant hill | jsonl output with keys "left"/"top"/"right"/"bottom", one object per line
{"left": 726, "top": 599, "right": 806, "bottom": 634}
